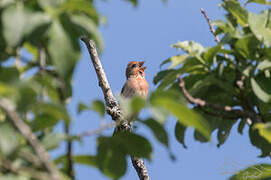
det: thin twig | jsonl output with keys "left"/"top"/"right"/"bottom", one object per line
{"left": 0, "top": 98, "right": 60, "bottom": 180}
{"left": 177, "top": 76, "right": 255, "bottom": 119}
{"left": 78, "top": 122, "right": 115, "bottom": 137}
{"left": 65, "top": 122, "right": 74, "bottom": 180}
{"left": 0, "top": 158, "right": 51, "bottom": 180}
{"left": 196, "top": 106, "right": 239, "bottom": 120}
{"left": 200, "top": 8, "right": 220, "bottom": 43}
{"left": 200, "top": 8, "right": 228, "bottom": 58}
{"left": 15, "top": 47, "right": 22, "bottom": 69}
{"left": 39, "top": 46, "right": 46, "bottom": 70}
{"left": 80, "top": 37, "right": 150, "bottom": 180}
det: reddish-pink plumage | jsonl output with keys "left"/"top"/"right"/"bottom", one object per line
{"left": 121, "top": 61, "right": 149, "bottom": 99}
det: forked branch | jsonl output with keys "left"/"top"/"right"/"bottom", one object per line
{"left": 0, "top": 98, "right": 60, "bottom": 180}
{"left": 177, "top": 76, "right": 255, "bottom": 120}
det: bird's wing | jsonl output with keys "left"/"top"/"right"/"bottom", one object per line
{"left": 121, "top": 81, "right": 136, "bottom": 98}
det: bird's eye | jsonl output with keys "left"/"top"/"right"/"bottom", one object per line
{"left": 132, "top": 64, "right": 138, "bottom": 68}
{"left": 139, "top": 71, "right": 143, "bottom": 76}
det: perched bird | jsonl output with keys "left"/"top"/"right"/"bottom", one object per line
{"left": 120, "top": 61, "right": 150, "bottom": 180}
{"left": 121, "top": 61, "right": 149, "bottom": 99}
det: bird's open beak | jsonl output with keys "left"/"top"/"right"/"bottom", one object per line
{"left": 139, "top": 61, "right": 145, "bottom": 67}
{"left": 140, "top": 66, "right": 146, "bottom": 71}
{"left": 139, "top": 61, "right": 146, "bottom": 71}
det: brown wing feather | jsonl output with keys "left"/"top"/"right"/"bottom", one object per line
{"left": 121, "top": 81, "right": 136, "bottom": 98}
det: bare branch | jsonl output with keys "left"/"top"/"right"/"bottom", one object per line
{"left": 78, "top": 122, "right": 115, "bottom": 137}
{"left": 39, "top": 46, "right": 46, "bottom": 70}
{"left": 80, "top": 37, "right": 122, "bottom": 121}
{"left": 0, "top": 98, "right": 60, "bottom": 180}
{"left": 81, "top": 37, "right": 150, "bottom": 180}
{"left": 131, "top": 157, "right": 150, "bottom": 180}
{"left": 64, "top": 122, "right": 74, "bottom": 180}
{"left": 200, "top": 8, "right": 220, "bottom": 43}
{"left": 200, "top": 8, "right": 228, "bottom": 58}
{"left": 177, "top": 76, "right": 255, "bottom": 119}
{"left": 15, "top": 47, "right": 22, "bottom": 69}
{"left": 0, "top": 158, "right": 51, "bottom": 180}
{"left": 236, "top": 75, "right": 245, "bottom": 90}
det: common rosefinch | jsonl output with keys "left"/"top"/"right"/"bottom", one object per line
{"left": 121, "top": 61, "right": 148, "bottom": 99}
{"left": 120, "top": 61, "right": 150, "bottom": 180}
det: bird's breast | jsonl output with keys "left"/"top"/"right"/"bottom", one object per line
{"left": 121, "top": 77, "right": 149, "bottom": 99}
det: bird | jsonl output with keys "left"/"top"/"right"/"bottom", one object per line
{"left": 121, "top": 61, "right": 149, "bottom": 99}
{"left": 118, "top": 61, "right": 150, "bottom": 180}
{"left": 119, "top": 61, "right": 149, "bottom": 123}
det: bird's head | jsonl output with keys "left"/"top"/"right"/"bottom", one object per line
{"left": 126, "top": 61, "right": 146, "bottom": 79}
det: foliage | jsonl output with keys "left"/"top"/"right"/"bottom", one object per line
{"left": 0, "top": 0, "right": 270, "bottom": 180}
{"left": 155, "top": 0, "right": 271, "bottom": 178}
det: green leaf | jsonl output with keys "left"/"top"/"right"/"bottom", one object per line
{"left": 0, "top": 67, "right": 19, "bottom": 83}
{"left": 0, "top": 175, "right": 29, "bottom": 180}
{"left": 16, "top": 81, "right": 39, "bottom": 111}
{"left": 73, "top": 155, "right": 97, "bottom": 167}
{"left": 32, "top": 103, "right": 70, "bottom": 122}
{"left": 0, "top": 123, "right": 19, "bottom": 156}
{"left": 156, "top": 69, "right": 180, "bottom": 90}
{"left": 249, "top": 10, "right": 271, "bottom": 47}
{"left": 255, "top": 123, "right": 271, "bottom": 144}
{"left": 119, "top": 96, "right": 146, "bottom": 120}
{"left": 203, "top": 44, "right": 221, "bottom": 64}
{"left": 0, "top": 0, "right": 15, "bottom": 8}
{"left": 91, "top": 100, "right": 105, "bottom": 117}
{"left": 0, "top": 82, "right": 19, "bottom": 98}
{"left": 31, "top": 114, "right": 59, "bottom": 131}
{"left": 121, "top": 132, "right": 152, "bottom": 159}
{"left": 2, "top": 4, "right": 51, "bottom": 47}
{"left": 229, "top": 163, "right": 271, "bottom": 180}
{"left": 150, "top": 93, "right": 211, "bottom": 140}
{"left": 23, "top": 11, "right": 51, "bottom": 43}
{"left": 2, "top": 4, "right": 25, "bottom": 47}
{"left": 257, "top": 60, "right": 271, "bottom": 71}
{"left": 237, "top": 119, "right": 246, "bottom": 135}
{"left": 171, "top": 41, "right": 204, "bottom": 54}
{"left": 251, "top": 78, "right": 271, "bottom": 103}
{"left": 77, "top": 102, "right": 89, "bottom": 114}
{"left": 160, "top": 55, "right": 188, "bottom": 68}
{"left": 60, "top": 0, "right": 99, "bottom": 24}
{"left": 153, "top": 69, "right": 176, "bottom": 85}
{"left": 175, "top": 122, "right": 187, "bottom": 148}
{"left": 48, "top": 20, "right": 80, "bottom": 79}
{"left": 255, "top": 73, "right": 271, "bottom": 95}
{"left": 149, "top": 106, "right": 169, "bottom": 123}
{"left": 249, "top": 125, "right": 271, "bottom": 157}
{"left": 211, "top": 20, "right": 233, "bottom": 35}
{"left": 125, "top": 0, "right": 138, "bottom": 6}
{"left": 223, "top": 0, "right": 248, "bottom": 27}
{"left": 246, "top": 0, "right": 271, "bottom": 5}
{"left": 140, "top": 118, "right": 169, "bottom": 147}
{"left": 41, "top": 133, "right": 66, "bottom": 150}
{"left": 234, "top": 164, "right": 271, "bottom": 180}
{"left": 38, "top": 0, "right": 62, "bottom": 9}
{"left": 69, "top": 14, "right": 103, "bottom": 51}
{"left": 98, "top": 132, "right": 152, "bottom": 159}
{"left": 130, "top": 96, "right": 146, "bottom": 114}
{"left": 217, "top": 123, "right": 234, "bottom": 147}
{"left": 235, "top": 34, "right": 259, "bottom": 59}
{"left": 97, "top": 132, "right": 152, "bottom": 179}
{"left": 97, "top": 141, "right": 126, "bottom": 179}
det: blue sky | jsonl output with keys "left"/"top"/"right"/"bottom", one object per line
{"left": 59, "top": 0, "right": 270, "bottom": 179}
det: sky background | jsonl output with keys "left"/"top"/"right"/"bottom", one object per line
{"left": 53, "top": 0, "right": 269, "bottom": 179}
